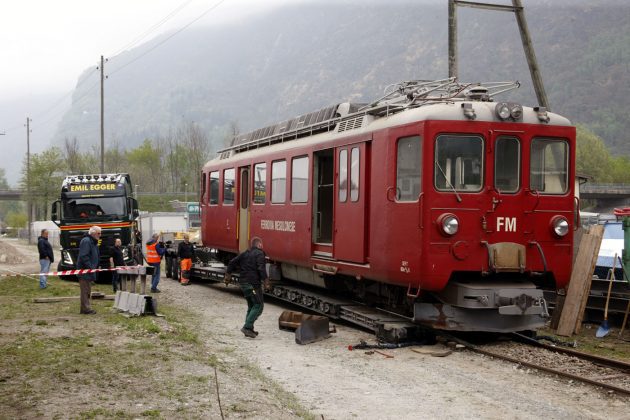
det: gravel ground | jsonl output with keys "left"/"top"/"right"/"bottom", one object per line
{"left": 158, "top": 277, "right": 630, "bottom": 420}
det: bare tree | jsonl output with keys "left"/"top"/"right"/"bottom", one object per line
{"left": 63, "top": 137, "right": 83, "bottom": 174}
{"left": 181, "top": 121, "right": 211, "bottom": 195}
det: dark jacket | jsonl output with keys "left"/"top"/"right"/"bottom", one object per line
{"left": 37, "top": 236, "right": 54, "bottom": 262}
{"left": 77, "top": 234, "right": 100, "bottom": 280}
{"left": 177, "top": 241, "right": 195, "bottom": 259}
{"left": 110, "top": 245, "right": 125, "bottom": 266}
{"left": 226, "top": 247, "right": 267, "bottom": 286}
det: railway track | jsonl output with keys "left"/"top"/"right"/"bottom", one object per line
{"left": 449, "top": 333, "right": 630, "bottom": 397}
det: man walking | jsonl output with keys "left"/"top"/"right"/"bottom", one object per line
{"left": 77, "top": 226, "right": 101, "bottom": 314}
{"left": 146, "top": 233, "right": 165, "bottom": 293}
{"left": 177, "top": 234, "right": 194, "bottom": 286}
{"left": 109, "top": 238, "right": 125, "bottom": 292}
{"left": 37, "top": 229, "right": 54, "bottom": 289}
{"left": 225, "top": 237, "right": 270, "bottom": 338}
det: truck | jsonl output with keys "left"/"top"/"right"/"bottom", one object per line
{"left": 51, "top": 174, "right": 140, "bottom": 277}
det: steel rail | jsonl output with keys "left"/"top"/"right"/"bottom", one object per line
{"left": 469, "top": 344, "right": 630, "bottom": 396}
{"left": 512, "top": 333, "right": 630, "bottom": 372}
{"left": 443, "top": 334, "right": 630, "bottom": 396}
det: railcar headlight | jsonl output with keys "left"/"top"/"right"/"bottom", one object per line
{"left": 495, "top": 102, "right": 511, "bottom": 120}
{"left": 510, "top": 103, "right": 523, "bottom": 120}
{"left": 438, "top": 213, "right": 459, "bottom": 236}
{"left": 551, "top": 216, "right": 569, "bottom": 237}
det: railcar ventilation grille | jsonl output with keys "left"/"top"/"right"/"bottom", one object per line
{"left": 338, "top": 116, "right": 364, "bottom": 132}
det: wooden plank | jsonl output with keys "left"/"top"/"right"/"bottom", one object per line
{"left": 556, "top": 225, "right": 604, "bottom": 336}
{"left": 549, "top": 294, "right": 565, "bottom": 330}
{"left": 574, "top": 226, "right": 605, "bottom": 334}
{"left": 33, "top": 293, "right": 114, "bottom": 303}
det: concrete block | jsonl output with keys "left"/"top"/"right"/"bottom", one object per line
{"left": 128, "top": 294, "right": 142, "bottom": 315}
{"left": 117, "top": 291, "right": 130, "bottom": 311}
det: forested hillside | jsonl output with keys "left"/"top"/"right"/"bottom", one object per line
{"left": 53, "top": 0, "right": 630, "bottom": 156}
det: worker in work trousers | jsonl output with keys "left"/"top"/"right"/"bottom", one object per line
{"left": 146, "top": 233, "right": 165, "bottom": 293}
{"left": 225, "top": 237, "right": 270, "bottom": 338}
{"left": 177, "top": 234, "right": 194, "bottom": 286}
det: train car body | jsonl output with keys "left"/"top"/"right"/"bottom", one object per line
{"left": 200, "top": 80, "right": 576, "bottom": 332}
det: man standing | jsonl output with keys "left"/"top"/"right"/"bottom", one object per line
{"left": 77, "top": 226, "right": 101, "bottom": 314}
{"left": 146, "top": 233, "right": 165, "bottom": 293}
{"left": 109, "top": 238, "right": 125, "bottom": 292}
{"left": 225, "top": 237, "right": 270, "bottom": 338}
{"left": 177, "top": 234, "right": 195, "bottom": 286}
{"left": 37, "top": 229, "right": 54, "bottom": 289}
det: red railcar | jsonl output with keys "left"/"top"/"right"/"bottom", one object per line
{"left": 200, "top": 79, "right": 576, "bottom": 331}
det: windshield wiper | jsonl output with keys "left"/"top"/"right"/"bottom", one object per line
{"left": 435, "top": 162, "right": 462, "bottom": 203}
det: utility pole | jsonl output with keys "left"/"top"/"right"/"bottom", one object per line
{"left": 447, "top": 0, "right": 550, "bottom": 109}
{"left": 448, "top": 0, "right": 457, "bottom": 78}
{"left": 25, "top": 117, "right": 32, "bottom": 244}
{"left": 512, "top": 0, "right": 550, "bottom": 110}
{"left": 99, "top": 55, "right": 105, "bottom": 173}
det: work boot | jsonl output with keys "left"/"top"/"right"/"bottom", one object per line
{"left": 241, "top": 327, "right": 256, "bottom": 338}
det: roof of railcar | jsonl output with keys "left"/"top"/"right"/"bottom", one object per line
{"left": 203, "top": 100, "right": 572, "bottom": 170}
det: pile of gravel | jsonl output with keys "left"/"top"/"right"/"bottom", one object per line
{"left": 0, "top": 240, "right": 28, "bottom": 264}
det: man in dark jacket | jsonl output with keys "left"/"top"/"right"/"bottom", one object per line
{"left": 225, "top": 237, "right": 270, "bottom": 338}
{"left": 177, "top": 234, "right": 195, "bottom": 286}
{"left": 109, "top": 238, "right": 126, "bottom": 292}
{"left": 37, "top": 229, "right": 54, "bottom": 289}
{"left": 77, "top": 226, "right": 101, "bottom": 314}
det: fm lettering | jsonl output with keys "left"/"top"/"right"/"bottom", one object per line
{"left": 496, "top": 217, "right": 517, "bottom": 232}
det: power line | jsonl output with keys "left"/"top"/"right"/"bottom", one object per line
{"left": 11, "top": 0, "right": 227, "bottom": 136}
{"left": 109, "top": 0, "right": 195, "bottom": 57}
{"left": 109, "top": 0, "right": 227, "bottom": 77}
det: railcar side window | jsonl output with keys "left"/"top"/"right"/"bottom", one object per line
{"left": 350, "top": 148, "right": 360, "bottom": 202}
{"left": 200, "top": 171, "right": 207, "bottom": 204}
{"left": 209, "top": 171, "right": 219, "bottom": 205}
{"left": 396, "top": 136, "right": 422, "bottom": 201}
{"left": 272, "top": 160, "right": 287, "bottom": 203}
{"left": 339, "top": 150, "right": 348, "bottom": 202}
{"left": 253, "top": 163, "right": 266, "bottom": 204}
{"left": 435, "top": 135, "right": 483, "bottom": 192}
{"left": 291, "top": 156, "right": 309, "bottom": 203}
{"left": 495, "top": 137, "right": 520, "bottom": 193}
{"left": 530, "top": 138, "right": 569, "bottom": 194}
{"left": 223, "top": 168, "right": 235, "bottom": 205}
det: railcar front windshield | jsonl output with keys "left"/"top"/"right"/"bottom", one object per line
{"left": 495, "top": 137, "right": 520, "bottom": 193}
{"left": 435, "top": 135, "right": 484, "bottom": 192}
{"left": 62, "top": 196, "right": 127, "bottom": 221}
{"left": 530, "top": 138, "right": 569, "bottom": 194}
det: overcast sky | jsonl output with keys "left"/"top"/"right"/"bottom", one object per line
{"left": 0, "top": 0, "right": 310, "bottom": 99}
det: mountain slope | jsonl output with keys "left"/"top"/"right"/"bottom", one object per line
{"left": 53, "top": 1, "right": 630, "bottom": 155}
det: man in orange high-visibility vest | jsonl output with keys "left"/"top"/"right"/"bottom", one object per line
{"left": 146, "top": 233, "right": 165, "bottom": 293}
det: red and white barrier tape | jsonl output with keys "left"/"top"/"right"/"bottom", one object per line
{"left": 1, "top": 265, "right": 144, "bottom": 278}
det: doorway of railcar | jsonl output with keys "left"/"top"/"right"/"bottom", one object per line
{"left": 334, "top": 142, "right": 369, "bottom": 263}
{"left": 312, "top": 149, "right": 334, "bottom": 257}
{"left": 238, "top": 166, "right": 250, "bottom": 252}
